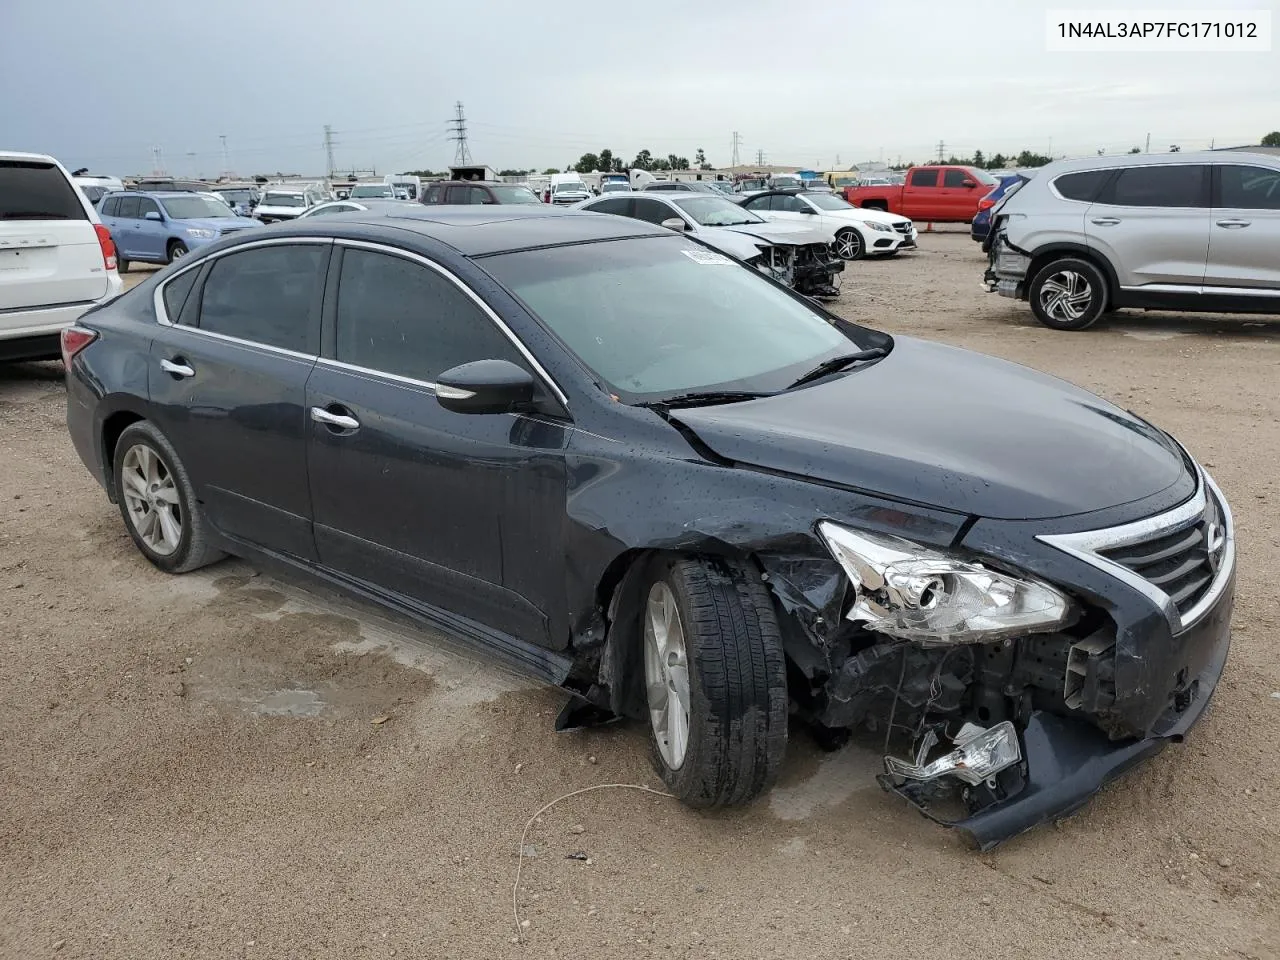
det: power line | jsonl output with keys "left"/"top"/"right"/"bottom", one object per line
{"left": 449, "top": 101, "right": 472, "bottom": 166}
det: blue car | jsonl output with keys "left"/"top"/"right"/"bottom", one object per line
{"left": 97, "top": 191, "right": 261, "bottom": 271}
{"left": 970, "top": 174, "right": 1027, "bottom": 243}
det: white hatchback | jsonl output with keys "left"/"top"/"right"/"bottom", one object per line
{"left": 739, "top": 190, "right": 918, "bottom": 260}
{"left": 0, "top": 151, "right": 123, "bottom": 362}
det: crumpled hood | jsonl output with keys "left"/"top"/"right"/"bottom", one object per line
{"left": 670, "top": 336, "right": 1190, "bottom": 521}
{"left": 715, "top": 221, "right": 831, "bottom": 248}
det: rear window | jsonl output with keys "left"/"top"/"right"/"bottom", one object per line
{"left": 1053, "top": 170, "right": 1111, "bottom": 202}
{"left": 0, "top": 161, "right": 87, "bottom": 220}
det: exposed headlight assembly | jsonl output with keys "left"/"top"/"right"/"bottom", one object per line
{"left": 818, "top": 522, "right": 1074, "bottom": 645}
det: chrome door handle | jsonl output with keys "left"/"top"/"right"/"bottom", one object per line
{"left": 1090, "top": 217, "right": 1121, "bottom": 226}
{"left": 159, "top": 358, "right": 194, "bottom": 378}
{"left": 310, "top": 406, "right": 360, "bottom": 431}
{"left": 1215, "top": 219, "right": 1251, "bottom": 228}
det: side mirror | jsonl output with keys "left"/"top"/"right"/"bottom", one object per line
{"left": 435, "top": 359, "right": 535, "bottom": 415}
{"left": 144, "top": 211, "right": 162, "bottom": 221}
{"left": 797, "top": 205, "right": 816, "bottom": 213}
{"left": 660, "top": 217, "right": 688, "bottom": 232}
{"left": 963, "top": 180, "right": 978, "bottom": 188}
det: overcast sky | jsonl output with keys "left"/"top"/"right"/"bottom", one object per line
{"left": 2, "top": 0, "right": 1276, "bottom": 177}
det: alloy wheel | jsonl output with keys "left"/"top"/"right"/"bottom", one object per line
{"left": 1038, "top": 270, "right": 1093, "bottom": 322}
{"left": 834, "top": 230, "right": 862, "bottom": 260}
{"left": 120, "top": 444, "right": 183, "bottom": 556}
{"left": 644, "top": 581, "right": 692, "bottom": 770}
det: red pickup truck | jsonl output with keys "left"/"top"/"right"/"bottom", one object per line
{"left": 843, "top": 165, "right": 1000, "bottom": 223}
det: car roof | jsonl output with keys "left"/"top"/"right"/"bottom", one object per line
{"left": 0, "top": 150, "right": 59, "bottom": 163}
{"left": 264, "top": 206, "right": 668, "bottom": 257}
{"left": 101, "top": 190, "right": 203, "bottom": 198}
{"left": 1032, "top": 150, "right": 1280, "bottom": 177}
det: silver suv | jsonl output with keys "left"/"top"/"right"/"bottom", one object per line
{"left": 985, "top": 151, "right": 1280, "bottom": 330}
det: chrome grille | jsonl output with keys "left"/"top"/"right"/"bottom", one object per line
{"left": 893, "top": 222, "right": 914, "bottom": 235}
{"left": 1097, "top": 490, "right": 1224, "bottom": 616}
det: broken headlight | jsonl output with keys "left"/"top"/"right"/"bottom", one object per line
{"left": 817, "top": 522, "right": 1073, "bottom": 645}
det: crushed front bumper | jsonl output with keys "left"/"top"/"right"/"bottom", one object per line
{"left": 880, "top": 565, "right": 1234, "bottom": 850}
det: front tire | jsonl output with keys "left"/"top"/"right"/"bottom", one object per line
{"left": 112, "top": 422, "right": 222, "bottom": 573}
{"left": 167, "top": 240, "right": 189, "bottom": 263}
{"left": 833, "top": 228, "right": 865, "bottom": 261}
{"left": 1027, "top": 257, "right": 1108, "bottom": 330}
{"left": 641, "top": 557, "right": 787, "bottom": 808}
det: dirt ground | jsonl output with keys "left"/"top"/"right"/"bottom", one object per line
{"left": 3, "top": 233, "right": 1279, "bottom": 960}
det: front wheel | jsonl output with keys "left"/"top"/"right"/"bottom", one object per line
{"left": 1027, "top": 257, "right": 1108, "bottom": 330}
{"left": 167, "top": 240, "right": 189, "bottom": 263}
{"left": 641, "top": 557, "right": 788, "bottom": 808}
{"left": 833, "top": 228, "right": 865, "bottom": 261}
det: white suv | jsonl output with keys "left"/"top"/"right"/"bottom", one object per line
{"left": 1, "top": 152, "right": 123, "bottom": 362}
{"left": 986, "top": 150, "right": 1280, "bottom": 330}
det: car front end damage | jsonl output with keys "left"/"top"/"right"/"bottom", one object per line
{"left": 757, "top": 461, "right": 1234, "bottom": 849}
{"left": 750, "top": 242, "right": 844, "bottom": 299}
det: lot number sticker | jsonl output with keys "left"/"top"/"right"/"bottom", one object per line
{"left": 682, "top": 249, "right": 734, "bottom": 265}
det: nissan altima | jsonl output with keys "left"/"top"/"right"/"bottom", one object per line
{"left": 62, "top": 206, "right": 1234, "bottom": 848}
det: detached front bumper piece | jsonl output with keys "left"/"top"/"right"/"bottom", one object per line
{"left": 879, "top": 597, "right": 1231, "bottom": 850}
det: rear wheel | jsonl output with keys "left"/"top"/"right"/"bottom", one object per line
{"left": 641, "top": 557, "right": 788, "bottom": 807}
{"left": 833, "top": 228, "right": 865, "bottom": 261}
{"left": 1027, "top": 257, "right": 1108, "bottom": 331}
{"left": 112, "top": 422, "right": 222, "bottom": 573}
{"left": 167, "top": 240, "right": 188, "bottom": 263}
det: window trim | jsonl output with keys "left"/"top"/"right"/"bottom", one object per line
{"left": 151, "top": 236, "right": 333, "bottom": 361}
{"left": 322, "top": 239, "right": 570, "bottom": 408}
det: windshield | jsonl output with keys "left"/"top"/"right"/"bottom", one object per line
{"left": 804, "top": 193, "right": 855, "bottom": 211}
{"left": 671, "top": 195, "right": 765, "bottom": 227}
{"left": 967, "top": 167, "right": 999, "bottom": 186}
{"left": 217, "top": 189, "right": 253, "bottom": 203}
{"left": 601, "top": 183, "right": 630, "bottom": 193}
{"left": 771, "top": 177, "right": 802, "bottom": 188}
{"left": 553, "top": 182, "right": 587, "bottom": 193}
{"left": 262, "top": 192, "right": 306, "bottom": 207}
{"left": 160, "top": 196, "right": 236, "bottom": 219}
{"left": 350, "top": 184, "right": 394, "bottom": 198}
{"left": 490, "top": 184, "right": 542, "bottom": 204}
{"left": 483, "top": 236, "right": 865, "bottom": 401}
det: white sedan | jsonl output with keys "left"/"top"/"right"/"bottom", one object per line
{"left": 738, "top": 190, "right": 917, "bottom": 260}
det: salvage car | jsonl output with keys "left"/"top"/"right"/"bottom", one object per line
{"left": 739, "top": 189, "right": 917, "bottom": 260}
{"left": 985, "top": 151, "right": 1280, "bottom": 330}
{"left": 63, "top": 206, "right": 1234, "bottom": 849}
{"left": 576, "top": 192, "right": 842, "bottom": 298}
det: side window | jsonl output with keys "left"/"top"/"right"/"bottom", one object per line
{"left": 100, "top": 196, "right": 118, "bottom": 217}
{"left": 632, "top": 197, "right": 678, "bottom": 225}
{"left": 1107, "top": 165, "right": 1208, "bottom": 207}
{"left": 334, "top": 249, "right": 524, "bottom": 383}
{"left": 586, "top": 197, "right": 630, "bottom": 216}
{"left": 198, "top": 245, "right": 324, "bottom": 353}
{"left": 942, "top": 169, "right": 968, "bottom": 188}
{"left": 136, "top": 197, "right": 161, "bottom": 220}
{"left": 1054, "top": 170, "right": 1111, "bottom": 202}
{"left": 468, "top": 186, "right": 495, "bottom": 204}
{"left": 908, "top": 169, "right": 939, "bottom": 188}
{"left": 425, "top": 185, "right": 444, "bottom": 203}
{"left": 740, "top": 195, "right": 769, "bottom": 211}
{"left": 774, "top": 194, "right": 804, "bottom": 212}
{"left": 446, "top": 185, "right": 472, "bottom": 204}
{"left": 162, "top": 269, "right": 200, "bottom": 323}
{"left": 116, "top": 195, "right": 141, "bottom": 219}
{"left": 1217, "top": 165, "right": 1280, "bottom": 210}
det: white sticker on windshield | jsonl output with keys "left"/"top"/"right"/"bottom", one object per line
{"left": 681, "top": 249, "right": 733, "bottom": 265}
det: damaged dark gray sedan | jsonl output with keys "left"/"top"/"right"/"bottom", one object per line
{"left": 63, "top": 207, "right": 1234, "bottom": 849}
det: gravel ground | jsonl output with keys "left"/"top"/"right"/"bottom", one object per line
{"left": 2, "top": 236, "right": 1278, "bottom": 960}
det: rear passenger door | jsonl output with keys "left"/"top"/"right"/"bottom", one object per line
{"left": 147, "top": 240, "right": 330, "bottom": 560}
{"left": 1085, "top": 164, "right": 1211, "bottom": 289}
{"left": 304, "top": 242, "right": 569, "bottom": 647}
{"left": 1204, "top": 163, "right": 1280, "bottom": 291}
{"left": 111, "top": 195, "right": 142, "bottom": 259}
